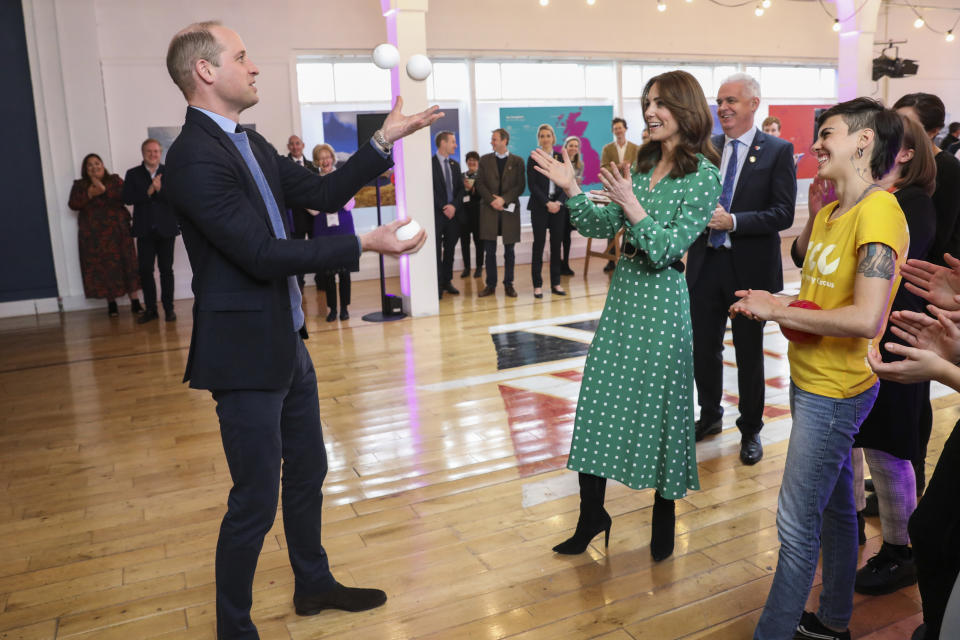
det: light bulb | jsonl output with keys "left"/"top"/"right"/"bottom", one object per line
{"left": 914, "top": 17, "right": 925, "bottom": 28}
{"left": 755, "top": 5, "right": 764, "bottom": 16}
{"left": 657, "top": 1, "right": 667, "bottom": 12}
{"left": 587, "top": 0, "right": 596, "bottom": 5}
{"left": 762, "top": 0, "right": 771, "bottom": 8}
{"left": 833, "top": 19, "right": 841, "bottom": 32}
{"left": 539, "top": 0, "right": 548, "bottom": 6}
{"left": 948, "top": 30, "right": 955, "bottom": 42}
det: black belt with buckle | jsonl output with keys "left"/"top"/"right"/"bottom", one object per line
{"left": 621, "top": 236, "right": 684, "bottom": 273}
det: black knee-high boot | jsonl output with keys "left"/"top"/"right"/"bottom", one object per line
{"left": 552, "top": 473, "right": 612, "bottom": 555}
{"left": 650, "top": 491, "right": 675, "bottom": 561}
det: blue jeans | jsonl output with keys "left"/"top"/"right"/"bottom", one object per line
{"left": 754, "top": 381, "right": 879, "bottom": 640}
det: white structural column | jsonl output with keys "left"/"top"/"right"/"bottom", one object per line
{"left": 381, "top": 0, "right": 439, "bottom": 317}
{"left": 834, "top": 0, "right": 883, "bottom": 100}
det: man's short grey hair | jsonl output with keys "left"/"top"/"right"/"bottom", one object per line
{"left": 167, "top": 21, "right": 224, "bottom": 98}
{"left": 721, "top": 73, "right": 761, "bottom": 99}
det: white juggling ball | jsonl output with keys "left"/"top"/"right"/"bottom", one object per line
{"left": 395, "top": 218, "right": 422, "bottom": 242}
{"left": 406, "top": 54, "right": 433, "bottom": 81}
{"left": 372, "top": 43, "right": 400, "bottom": 70}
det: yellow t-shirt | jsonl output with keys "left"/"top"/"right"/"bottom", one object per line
{"left": 788, "top": 190, "right": 909, "bottom": 398}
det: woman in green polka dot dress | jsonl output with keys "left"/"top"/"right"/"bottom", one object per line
{"left": 532, "top": 70, "right": 721, "bottom": 561}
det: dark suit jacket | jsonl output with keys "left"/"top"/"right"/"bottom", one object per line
{"left": 526, "top": 152, "right": 567, "bottom": 212}
{"left": 121, "top": 163, "right": 180, "bottom": 238}
{"left": 164, "top": 107, "right": 391, "bottom": 390}
{"left": 431, "top": 155, "right": 465, "bottom": 224}
{"left": 286, "top": 155, "right": 319, "bottom": 236}
{"left": 686, "top": 130, "right": 796, "bottom": 293}
{"left": 476, "top": 152, "right": 526, "bottom": 244}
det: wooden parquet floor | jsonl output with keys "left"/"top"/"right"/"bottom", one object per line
{"left": 0, "top": 257, "right": 955, "bottom": 639}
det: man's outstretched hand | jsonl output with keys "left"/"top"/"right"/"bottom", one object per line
{"left": 360, "top": 219, "right": 427, "bottom": 258}
{"left": 381, "top": 97, "right": 444, "bottom": 144}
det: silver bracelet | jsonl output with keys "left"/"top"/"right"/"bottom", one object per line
{"left": 373, "top": 129, "right": 393, "bottom": 153}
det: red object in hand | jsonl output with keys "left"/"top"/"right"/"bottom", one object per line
{"left": 780, "top": 299, "right": 822, "bottom": 344}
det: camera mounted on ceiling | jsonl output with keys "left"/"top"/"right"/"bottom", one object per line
{"left": 872, "top": 41, "right": 919, "bottom": 81}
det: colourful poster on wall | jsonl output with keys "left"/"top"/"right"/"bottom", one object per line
{"left": 768, "top": 105, "right": 833, "bottom": 179}
{"left": 500, "top": 105, "right": 614, "bottom": 194}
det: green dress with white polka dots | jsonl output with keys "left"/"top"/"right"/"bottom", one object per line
{"left": 565, "top": 154, "right": 721, "bottom": 500}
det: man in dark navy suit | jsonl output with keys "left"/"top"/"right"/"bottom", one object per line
{"left": 432, "top": 130, "right": 464, "bottom": 299}
{"left": 686, "top": 73, "right": 796, "bottom": 465}
{"left": 285, "top": 134, "right": 320, "bottom": 290}
{"left": 123, "top": 138, "right": 180, "bottom": 323}
{"left": 162, "top": 21, "right": 435, "bottom": 640}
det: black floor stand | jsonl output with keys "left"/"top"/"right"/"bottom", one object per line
{"left": 362, "top": 178, "right": 407, "bottom": 323}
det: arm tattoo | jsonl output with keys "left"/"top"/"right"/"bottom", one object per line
{"left": 857, "top": 243, "right": 895, "bottom": 279}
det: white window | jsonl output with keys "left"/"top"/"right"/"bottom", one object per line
{"left": 296, "top": 62, "right": 335, "bottom": 103}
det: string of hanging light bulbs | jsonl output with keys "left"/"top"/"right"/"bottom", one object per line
{"left": 535, "top": 0, "right": 958, "bottom": 41}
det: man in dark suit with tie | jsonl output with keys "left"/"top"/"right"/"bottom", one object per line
{"left": 285, "top": 134, "right": 320, "bottom": 290}
{"left": 123, "top": 138, "right": 180, "bottom": 323}
{"left": 686, "top": 73, "right": 796, "bottom": 465}
{"left": 162, "top": 21, "right": 434, "bottom": 640}
{"left": 476, "top": 128, "right": 526, "bottom": 298}
{"left": 432, "top": 130, "right": 464, "bottom": 299}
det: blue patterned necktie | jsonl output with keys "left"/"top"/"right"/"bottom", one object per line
{"left": 710, "top": 139, "right": 740, "bottom": 249}
{"left": 227, "top": 129, "right": 304, "bottom": 332}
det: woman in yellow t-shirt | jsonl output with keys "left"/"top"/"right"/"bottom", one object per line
{"left": 731, "top": 98, "right": 909, "bottom": 640}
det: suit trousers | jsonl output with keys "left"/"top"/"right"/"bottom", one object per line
{"left": 530, "top": 206, "right": 564, "bottom": 288}
{"left": 560, "top": 208, "right": 573, "bottom": 267}
{"left": 909, "top": 420, "right": 960, "bottom": 640}
{"left": 211, "top": 338, "right": 335, "bottom": 640}
{"left": 323, "top": 272, "right": 351, "bottom": 310}
{"left": 436, "top": 214, "right": 460, "bottom": 287}
{"left": 690, "top": 248, "right": 765, "bottom": 434}
{"left": 459, "top": 205, "right": 483, "bottom": 270}
{"left": 484, "top": 240, "right": 515, "bottom": 287}
{"left": 136, "top": 233, "right": 176, "bottom": 313}
{"left": 289, "top": 227, "right": 317, "bottom": 290}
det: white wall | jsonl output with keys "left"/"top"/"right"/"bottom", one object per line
{"left": 17, "top": 0, "right": 952, "bottom": 318}
{"left": 874, "top": 3, "right": 960, "bottom": 123}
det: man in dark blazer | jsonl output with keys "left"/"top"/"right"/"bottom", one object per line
{"left": 432, "top": 130, "right": 464, "bottom": 299}
{"left": 686, "top": 73, "right": 796, "bottom": 465}
{"left": 162, "top": 21, "right": 434, "bottom": 640}
{"left": 122, "top": 138, "right": 180, "bottom": 323}
{"left": 476, "top": 128, "right": 526, "bottom": 298}
{"left": 285, "top": 134, "right": 319, "bottom": 290}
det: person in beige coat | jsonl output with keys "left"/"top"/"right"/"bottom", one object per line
{"left": 476, "top": 128, "right": 526, "bottom": 297}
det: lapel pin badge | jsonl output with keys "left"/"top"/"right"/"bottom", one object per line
{"left": 749, "top": 156, "right": 757, "bottom": 163}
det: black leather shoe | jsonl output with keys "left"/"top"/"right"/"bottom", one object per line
{"left": 561, "top": 265, "right": 575, "bottom": 276}
{"left": 443, "top": 283, "right": 460, "bottom": 295}
{"left": 164, "top": 310, "right": 177, "bottom": 322}
{"left": 461, "top": 268, "right": 471, "bottom": 278}
{"left": 603, "top": 261, "right": 615, "bottom": 273}
{"left": 694, "top": 417, "right": 722, "bottom": 441}
{"left": 293, "top": 582, "right": 387, "bottom": 615}
{"left": 130, "top": 299, "right": 144, "bottom": 315}
{"left": 474, "top": 267, "right": 483, "bottom": 278}
{"left": 339, "top": 308, "right": 349, "bottom": 320}
{"left": 326, "top": 309, "right": 337, "bottom": 322}
{"left": 478, "top": 286, "right": 496, "bottom": 298}
{"left": 533, "top": 289, "right": 543, "bottom": 299}
{"left": 551, "top": 286, "right": 567, "bottom": 296}
{"left": 136, "top": 309, "right": 159, "bottom": 324}
{"left": 504, "top": 285, "right": 518, "bottom": 298}
{"left": 740, "top": 433, "right": 763, "bottom": 465}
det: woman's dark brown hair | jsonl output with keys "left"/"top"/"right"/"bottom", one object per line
{"left": 895, "top": 114, "right": 937, "bottom": 196}
{"left": 635, "top": 70, "right": 720, "bottom": 178}
{"left": 79, "top": 153, "right": 117, "bottom": 187}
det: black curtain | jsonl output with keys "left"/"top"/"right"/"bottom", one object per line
{"left": 0, "top": 1, "right": 58, "bottom": 303}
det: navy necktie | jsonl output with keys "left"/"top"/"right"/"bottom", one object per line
{"left": 710, "top": 139, "right": 740, "bottom": 249}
